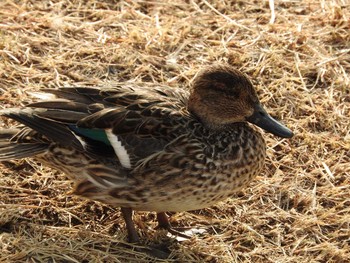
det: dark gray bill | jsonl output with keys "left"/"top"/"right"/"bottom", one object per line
{"left": 246, "top": 104, "right": 293, "bottom": 138}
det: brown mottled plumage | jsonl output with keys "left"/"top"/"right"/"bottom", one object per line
{"left": 0, "top": 64, "right": 293, "bottom": 245}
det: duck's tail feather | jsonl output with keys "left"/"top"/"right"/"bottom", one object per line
{"left": 0, "top": 128, "right": 48, "bottom": 161}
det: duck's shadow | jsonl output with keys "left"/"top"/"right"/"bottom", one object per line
{"left": 1, "top": 218, "right": 202, "bottom": 262}
{"left": 108, "top": 228, "right": 207, "bottom": 261}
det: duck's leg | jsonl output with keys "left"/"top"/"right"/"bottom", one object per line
{"left": 121, "top": 208, "right": 170, "bottom": 259}
{"left": 121, "top": 207, "right": 139, "bottom": 243}
{"left": 156, "top": 212, "right": 172, "bottom": 229}
{"left": 156, "top": 212, "right": 192, "bottom": 239}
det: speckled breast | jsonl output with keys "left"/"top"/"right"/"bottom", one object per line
{"left": 127, "top": 125, "right": 266, "bottom": 212}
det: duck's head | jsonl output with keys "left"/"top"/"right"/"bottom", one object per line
{"left": 188, "top": 65, "right": 293, "bottom": 138}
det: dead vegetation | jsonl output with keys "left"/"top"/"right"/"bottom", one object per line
{"left": 0, "top": 0, "right": 349, "bottom": 262}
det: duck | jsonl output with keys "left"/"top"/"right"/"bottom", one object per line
{"left": 0, "top": 64, "right": 293, "bottom": 244}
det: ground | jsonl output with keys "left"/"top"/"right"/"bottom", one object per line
{"left": 0, "top": 0, "right": 349, "bottom": 262}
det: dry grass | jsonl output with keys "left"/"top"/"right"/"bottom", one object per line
{"left": 0, "top": 0, "right": 349, "bottom": 262}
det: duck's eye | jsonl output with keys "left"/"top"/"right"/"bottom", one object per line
{"left": 229, "top": 89, "right": 240, "bottom": 98}
{"left": 212, "top": 82, "right": 227, "bottom": 91}
{"left": 211, "top": 83, "right": 240, "bottom": 98}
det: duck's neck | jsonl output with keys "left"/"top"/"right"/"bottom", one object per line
{"left": 194, "top": 122, "right": 266, "bottom": 164}
{"left": 204, "top": 123, "right": 255, "bottom": 146}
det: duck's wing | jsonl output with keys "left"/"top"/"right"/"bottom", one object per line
{"left": 72, "top": 85, "right": 190, "bottom": 167}
{"left": 1, "top": 85, "right": 190, "bottom": 169}
{"left": 0, "top": 127, "right": 49, "bottom": 160}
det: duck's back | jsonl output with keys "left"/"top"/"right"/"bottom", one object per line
{"left": 0, "top": 84, "right": 191, "bottom": 177}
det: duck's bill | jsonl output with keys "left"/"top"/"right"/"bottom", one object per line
{"left": 246, "top": 104, "right": 293, "bottom": 138}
